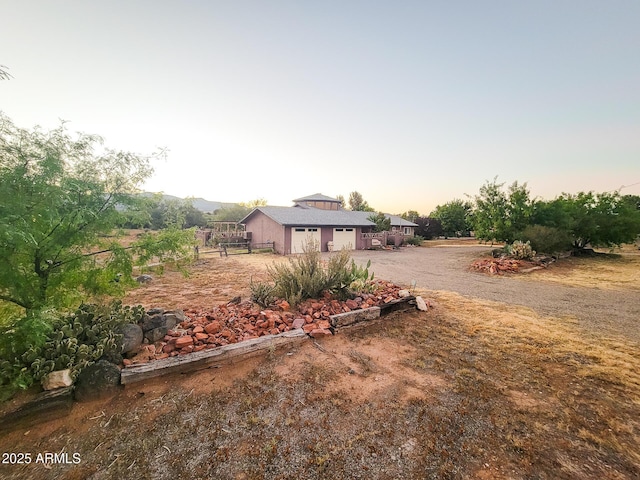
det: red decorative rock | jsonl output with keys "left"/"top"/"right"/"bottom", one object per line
{"left": 175, "top": 336, "right": 194, "bottom": 349}
{"left": 345, "top": 299, "right": 359, "bottom": 310}
{"left": 317, "top": 320, "right": 331, "bottom": 330}
{"left": 309, "top": 328, "right": 332, "bottom": 337}
{"left": 204, "top": 321, "right": 222, "bottom": 334}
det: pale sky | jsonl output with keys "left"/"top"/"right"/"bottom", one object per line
{"left": 2, "top": 1, "right": 639, "bottom": 215}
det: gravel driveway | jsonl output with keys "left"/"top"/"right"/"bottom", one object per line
{"left": 347, "top": 246, "right": 640, "bottom": 343}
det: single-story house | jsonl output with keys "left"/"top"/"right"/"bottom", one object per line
{"left": 239, "top": 193, "right": 418, "bottom": 255}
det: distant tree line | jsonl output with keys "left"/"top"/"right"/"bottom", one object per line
{"left": 404, "top": 178, "right": 640, "bottom": 253}
{"left": 125, "top": 185, "right": 640, "bottom": 254}
{"left": 470, "top": 178, "right": 640, "bottom": 252}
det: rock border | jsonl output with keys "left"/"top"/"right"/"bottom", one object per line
{"left": 120, "top": 296, "right": 418, "bottom": 385}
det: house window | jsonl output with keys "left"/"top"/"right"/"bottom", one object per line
{"left": 403, "top": 227, "right": 411, "bottom": 235}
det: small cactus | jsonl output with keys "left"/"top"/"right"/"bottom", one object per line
{"left": 509, "top": 240, "right": 536, "bottom": 260}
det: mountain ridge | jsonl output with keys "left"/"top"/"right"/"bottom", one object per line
{"left": 140, "top": 192, "right": 237, "bottom": 213}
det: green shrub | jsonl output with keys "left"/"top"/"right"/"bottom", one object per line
{"left": 521, "top": 225, "right": 572, "bottom": 254}
{"left": 405, "top": 235, "right": 424, "bottom": 246}
{"left": 268, "top": 239, "right": 327, "bottom": 305}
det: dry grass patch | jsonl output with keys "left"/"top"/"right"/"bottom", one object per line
{"left": 526, "top": 251, "right": 640, "bottom": 291}
{"left": 422, "top": 238, "right": 492, "bottom": 247}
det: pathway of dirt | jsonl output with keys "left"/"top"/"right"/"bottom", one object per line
{"left": 344, "top": 246, "right": 640, "bottom": 343}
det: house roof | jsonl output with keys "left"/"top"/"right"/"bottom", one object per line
{"left": 291, "top": 193, "right": 341, "bottom": 203}
{"left": 348, "top": 211, "right": 418, "bottom": 227}
{"left": 240, "top": 205, "right": 376, "bottom": 227}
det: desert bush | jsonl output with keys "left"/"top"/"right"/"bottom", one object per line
{"left": 521, "top": 224, "right": 573, "bottom": 254}
{"left": 266, "top": 240, "right": 375, "bottom": 305}
{"left": 249, "top": 279, "right": 276, "bottom": 308}
{"left": 268, "top": 239, "right": 327, "bottom": 305}
{"left": 506, "top": 240, "right": 536, "bottom": 260}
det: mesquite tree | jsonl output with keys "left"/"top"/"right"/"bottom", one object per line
{"left": 0, "top": 113, "right": 194, "bottom": 315}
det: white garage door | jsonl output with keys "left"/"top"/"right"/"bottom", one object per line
{"left": 332, "top": 228, "right": 356, "bottom": 251}
{"left": 291, "top": 228, "right": 321, "bottom": 254}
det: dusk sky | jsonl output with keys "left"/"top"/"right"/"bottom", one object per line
{"left": 2, "top": 1, "right": 639, "bottom": 215}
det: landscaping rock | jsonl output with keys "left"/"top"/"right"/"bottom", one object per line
{"left": 164, "top": 310, "right": 186, "bottom": 324}
{"left": 415, "top": 296, "right": 429, "bottom": 311}
{"left": 119, "top": 323, "right": 144, "bottom": 354}
{"left": 74, "top": 360, "right": 121, "bottom": 402}
{"left": 175, "top": 336, "right": 194, "bottom": 349}
{"left": 136, "top": 274, "right": 153, "bottom": 283}
{"left": 309, "top": 328, "right": 332, "bottom": 338}
{"left": 141, "top": 313, "right": 169, "bottom": 332}
{"left": 41, "top": 369, "right": 73, "bottom": 391}
{"left": 204, "top": 321, "right": 222, "bottom": 334}
{"left": 145, "top": 326, "right": 168, "bottom": 343}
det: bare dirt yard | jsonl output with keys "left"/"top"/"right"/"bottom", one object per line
{"left": 1, "top": 242, "right": 639, "bottom": 479}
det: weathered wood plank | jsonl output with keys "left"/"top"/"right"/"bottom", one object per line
{"left": 330, "top": 306, "right": 381, "bottom": 328}
{"left": 379, "top": 296, "right": 416, "bottom": 316}
{"left": 1, "top": 387, "right": 74, "bottom": 432}
{"left": 120, "top": 329, "right": 307, "bottom": 385}
{"left": 329, "top": 297, "right": 415, "bottom": 328}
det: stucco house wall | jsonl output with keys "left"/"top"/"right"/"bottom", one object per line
{"left": 243, "top": 213, "right": 286, "bottom": 254}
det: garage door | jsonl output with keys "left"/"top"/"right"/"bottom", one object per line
{"left": 332, "top": 228, "right": 356, "bottom": 251}
{"left": 291, "top": 228, "right": 321, "bottom": 254}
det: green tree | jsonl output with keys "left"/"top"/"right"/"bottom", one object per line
{"left": 472, "top": 178, "right": 533, "bottom": 242}
{"left": 367, "top": 212, "right": 391, "bottom": 232}
{"left": 212, "top": 204, "right": 251, "bottom": 222}
{"left": 0, "top": 113, "right": 195, "bottom": 314}
{"left": 414, "top": 217, "right": 443, "bottom": 239}
{"left": 348, "top": 191, "right": 374, "bottom": 211}
{"left": 430, "top": 199, "right": 472, "bottom": 237}
{"left": 556, "top": 191, "right": 640, "bottom": 249}
{"left": 147, "top": 196, "right": 206, "bottom": 229}
{"left": 400, "top": 210, "right": 420, "bottom": 222}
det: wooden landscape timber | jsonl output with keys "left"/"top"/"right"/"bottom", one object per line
{"left": 120, "top": 329, "right": 307, "bottom": 385}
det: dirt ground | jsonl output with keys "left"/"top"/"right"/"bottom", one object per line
{"left": 1, "top": 244, "right": 639, "bottom": 479}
